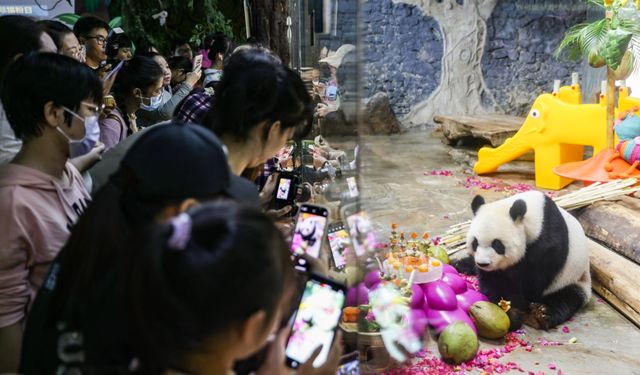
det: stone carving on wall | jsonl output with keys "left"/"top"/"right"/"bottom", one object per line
{"left": 394, "top": 0, "right": 502, "bottom": 127}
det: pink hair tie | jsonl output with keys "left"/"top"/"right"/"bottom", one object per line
{"left": 168, "top": 213, "right": 192, "bottom": 250}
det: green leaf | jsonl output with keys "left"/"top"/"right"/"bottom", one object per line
{"left": 54, "top": 13, "right": 81, "bottom": 26}
{"left": 109, "top": 16, "right": 122, "bottom": 29}
{"left": 586, "top": 0, "right": 605, "bottom": 8}
{"left": 599, "top": 28, "right": 633, "bottom": 69}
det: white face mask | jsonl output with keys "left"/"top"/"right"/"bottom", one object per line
{"left": 139, "top": 92, "right": 163, "bottom": 111}
{"left": 57, "top": 107, "right": 100, "bottom": 158}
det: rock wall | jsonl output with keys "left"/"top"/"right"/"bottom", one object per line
{"left": 482, "top": 0, "right": 590, "bottom": 116}
{"left": 360, "top": 0, "right": 591, "bottom": 121}
{"left": 362, "top": 0, "right": 443, "bottom": 116}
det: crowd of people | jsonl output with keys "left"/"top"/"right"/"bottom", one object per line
{"left": 0, "top": 13, "right": 356, "bottom": 375}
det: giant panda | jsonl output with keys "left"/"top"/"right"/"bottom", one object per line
{"left": 454, "top": 190, "right": 591, "bottom": 331}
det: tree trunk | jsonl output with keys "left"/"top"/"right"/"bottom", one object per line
{"left": 252, "top": 0, "right": 291, "bottom": 65}
{"left": 394, "top": 0, "right": 499, "bottom": 127}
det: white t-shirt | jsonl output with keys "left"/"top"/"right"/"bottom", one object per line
{"left": 0, "top": 103, "right": 21, "bottom": 165}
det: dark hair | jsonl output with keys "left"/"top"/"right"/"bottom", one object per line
{"left": 106, "top": 31, "right": 132, "bottom": 59}
{"left": 206, "top": 32, "right": 232, "bottom": 63}
{"left": 168, "top": 55, "right": 192, "bottom": 72}
{"left": 39, "top": 20, "right": 73, "bottom": 51}
{"left": 135, "top": 39, "right": 158, "bottom": 55}
{"left": 0, "top": 16, "right": 44, "bottom": 85}
{"left": 128, "top": 202, "right": 292, "bottom": 372}
{"left": 111, "top": 55, "right": 163, "bottom": 126}
{"left": 50, "top": 121, "right": 231, "bottom": 326}
{"left": 203, "top": 48, "right": 313, "bottom": 141}
{"left": 172, "top": 38, "right": 191, "bottom": 52}
{"left": 73, "top": 15, "right": 109, "bottom": 38}
{"left": 1, "top": 52, "right": 102, "bottom": 141}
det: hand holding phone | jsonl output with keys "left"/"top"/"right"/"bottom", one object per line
{"left": 103, "top": 59, "right": 125, "bottom": 82}
{"left": 285, "top": 274, "right": 346, "bottom": 369}
{"left": 192, "top": 54, "right": 203, "bottom": 72}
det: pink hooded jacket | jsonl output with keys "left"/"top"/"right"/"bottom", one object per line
{"left": 0, "top": 163, "right": 90, "bottom": 327}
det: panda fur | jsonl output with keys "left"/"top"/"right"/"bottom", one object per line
{"left": 454, "top": 190, "right": 591, "bottom": 331}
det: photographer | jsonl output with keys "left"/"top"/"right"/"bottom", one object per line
{"left": 202, "top": 47, "right": 314, "bottom": 220}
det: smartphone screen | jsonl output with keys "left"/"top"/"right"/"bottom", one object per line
{"left": 346, "top": 177, "right": 359, "bottom": 198}
{"left": 276, "top": 177, "right": 292, "bottom": 201}
{"left": 325, "top": 85, "right": 338, "bottom": 101}
{"left": 337, "top": 352, "right": 360, "bottom": 375}
{"left": 291, "top": 204, "right": 329, "bottom": 259}
{"left": 345, "top": 210, "right": 377, "bottom": 257}
{"left": 327, "top": 222, "right": 351, "bottom": 270}
{"left": 193, "top": 54, "right": 203, "bottom": 72}
{"left": 103, "top": 59, "right": 125, "bottom": 82}
{"left": 285, "top": 276, "right": 346, "bottom": 369}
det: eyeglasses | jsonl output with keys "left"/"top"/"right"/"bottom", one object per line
{"left": 80, "top": 102, "right": 106, "bottom": 115}
{"left": 85, "top": 35, "right": 107, "bottom": 45}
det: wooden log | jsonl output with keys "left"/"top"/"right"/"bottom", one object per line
{"left": 589, "top": 239, "right": 640, "bottom": 328}
{"left": 433, "top": 114, "right": 524, "bottom": 147}
{"left": 576, "top": 201, "right": 640, "bottom": 264}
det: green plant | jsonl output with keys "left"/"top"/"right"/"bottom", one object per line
{"left": 108, "top": 0, "right": 234, "bottom": 54}
{"left": 555, "top": 0, "right": 640, "bottom": 149}
{"left": 555, "top": 0, "right": 640, "bottom": 69}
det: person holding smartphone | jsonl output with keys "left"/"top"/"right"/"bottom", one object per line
{"left": 135, "top": 52, "right": 201, "bottom": 128}
{"left": 202, "top": 47, "right": 314, "bottom": 221}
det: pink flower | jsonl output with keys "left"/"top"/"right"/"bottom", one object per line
{"left": 562, "top": 326, "right": 570, "bottom": 334}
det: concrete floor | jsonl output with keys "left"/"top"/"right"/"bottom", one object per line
{"left": 354, "top": 131, "right": 640, "bottom": 374}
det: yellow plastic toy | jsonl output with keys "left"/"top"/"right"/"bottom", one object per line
{"left": 618, "top": 84, "right": 640, "bottom": 113}
{"left": 554, "top": 74, "right": 581, "bottom": 105}
{"left": 474, "top": 94, "right": 608, "bottom": 190}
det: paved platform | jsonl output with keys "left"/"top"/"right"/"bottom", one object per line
{"left": 355, "top": 131, "right": 640, "bottom": 374}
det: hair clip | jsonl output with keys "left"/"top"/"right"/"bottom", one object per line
{"left": 168, "top": 212, "right": 192, "bottom": 250}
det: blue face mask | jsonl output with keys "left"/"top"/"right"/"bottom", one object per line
{"left": 57, "top": 107, "right": 100, "bottom": 158}
{"left": 139, "top": 92, "right": 163, "bottom": 111}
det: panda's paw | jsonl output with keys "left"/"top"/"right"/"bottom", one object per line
{"left": 523, "top": 303, "right": 551, "bottom": 330}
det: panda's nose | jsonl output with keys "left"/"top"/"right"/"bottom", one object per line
{"left": 476, "top": 261, "right": 490, "bottom": 268}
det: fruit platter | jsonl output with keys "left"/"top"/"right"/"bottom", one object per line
{"left": 341, "top": 225, "right": 512, "bottom": 365}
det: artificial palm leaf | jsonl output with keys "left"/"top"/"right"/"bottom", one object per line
{"left": 599, "top": 28, "right": 633, "bottom": 69}
{"left": 109, "top": 16, "right": 123, "bottom": 29}
{"left": 54, "top": 13, "right": 81, "bottom": 27}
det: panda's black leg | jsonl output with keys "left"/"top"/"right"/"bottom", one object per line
{"left": 451, "top": 256, "right": 477, "bottom": 276}
{"left": 523, "top": 284, "right": 587, "bottom": 330}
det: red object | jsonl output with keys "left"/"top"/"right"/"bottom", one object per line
{"left": 553, "top": 148, "right": 640, "bottom": 183}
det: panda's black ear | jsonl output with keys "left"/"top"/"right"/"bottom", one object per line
{"left": 471, "top": 195, "right": 485, "bottom": 216}
{"left": 510, "top": 199, "right": 527, "bottom": 222}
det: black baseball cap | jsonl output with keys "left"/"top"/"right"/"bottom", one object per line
{"left": 120, "top": 122, "right": 258, "bottom": 204}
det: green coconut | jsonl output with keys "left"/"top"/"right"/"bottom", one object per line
{"left": 437, "top": 322, "right": 479, "bottom": 364}
{"left": 611, "top": 50, "right": 635, "bottom": 81}
{"left": 430, "top": 245, "right": 450, "bottom": 264}
{"left": 469, "top": 301, "right": 511, "bottom": 339}
{"left": 588, "top": 50, "right": 606, "bottom": 68}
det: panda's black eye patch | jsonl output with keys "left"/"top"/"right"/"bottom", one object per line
{"left": 471, "top": 237, "right": 478, "bottom": 252}
{"left": 492, "top": 239, "right": 505, "bottom": 255}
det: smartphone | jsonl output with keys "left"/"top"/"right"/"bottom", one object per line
{"left": 290, "top": 204, "right": 329, "bottom": 260}
{"left": 103, "top": 59, "right": 125, "bottom": 82}
{"left": 341, "top": 203, "right": 377, "bottom": 257}
{"left": 273, "top": 171, "right": 300, "bottom": 210}
{"left": 192, "top": 54, "right": 203, "bottom": 72}
{"left": 327, "top": 222, "right": 351, "bottom": 270}
{"left": 285, "top": 274, "right": 346, "bottom": 369}
{"left": 337, "top": 352, "right": 360, "bottom": 375}
{"left": 346, "top": 176, "right": 359, "bottom": 198}
{"left": 325, "top": 85, "right": 338, "bottom": 101}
